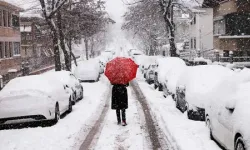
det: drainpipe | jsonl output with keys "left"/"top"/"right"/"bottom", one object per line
{"left": 0, "top": 75, "right": 3, "bottom": 90}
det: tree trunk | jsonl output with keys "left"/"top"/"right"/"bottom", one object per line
{"left": 84, "top": 38, "right": 89, "bottom": 60}
{"left": 57, "top": 10, "right": 71, "bottom": 71}
{"left": 161, "top": 2, "right": 178, "bottom": 57}
{"left": 47, "top": 19, "right": 61, "bottom": 71}
{"left": 90, "top": 37, "right": 94, "bottom": 58}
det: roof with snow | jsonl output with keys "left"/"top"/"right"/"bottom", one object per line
{"left": 2, "top": 0, "right": 41, "bottom": 18}
{"left": 0, "top": 0, "right": 23, "bottom": 11}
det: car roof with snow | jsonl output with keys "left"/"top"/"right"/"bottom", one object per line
{"left": 177, "top": 65, "right": 235, "bottom": 108}
{"left": 0, "top": 75, "right": 65, "bottom": 97}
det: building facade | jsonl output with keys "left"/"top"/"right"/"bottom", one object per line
{"left": 0, "top": 1, "right": 22, "bottom": 82}
{"left": 20, "top": 17, "right": 54, "bottom": 71}
{"left": 203, "top": 0, "right": 250, "bottom": 58}
{"left": 189, "top": 8, "right": 214, "bottom": 59}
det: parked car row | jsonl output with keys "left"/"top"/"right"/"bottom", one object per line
{"left": 141, "top": 56, "right": 250, "bottom": 150}
{"left": 0, "top": 55, "right": 112, "bottom": 127}
{"left": 0, "top": 71, "right": 84, "bottom": 126}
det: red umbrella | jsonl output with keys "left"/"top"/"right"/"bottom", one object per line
{"left": 105, "top": 57, "right": 138, "bottom": 84}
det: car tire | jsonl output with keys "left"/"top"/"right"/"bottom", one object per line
{"left": 54, "top": 104, "right": 60, "bottom": 123}
{"left": 187, "top": 105, "right": 192, "bottom": 119}
{"left": 235, "top": 136, "right": 245, "bottom": 150}
{"left": 68, "top": 97, "right": 73, "bottom": 113}
{"left": 158, "top": 84, "right": 163, "bottom": 91}
{"left": 206, "top": 118, "right": 214, "bottom": 140}
{"left": 79, "top": 87, "right": 84, "bottom": 100}
{"left": 154, "top": 84, "right": 158, "bottom": 89}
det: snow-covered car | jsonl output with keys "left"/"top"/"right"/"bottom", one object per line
{"left": 44, "top": 71, "right": 84, "bottom": 104}
{"left": 162, "top": 58, "right": 186, "bottom": 98}
{"left": 175, "top": 65, "right": 235, "bottom": 121}
{"left": 0, "top": 75, "right": 73, "bottom": 125}
{"left": 74, "top": 59, "right": 100, "bottom": 82}
{"left": 154, "top": 57, "right": 185, "bottom": 92}
{"left": 205, "top": 79, "right": 250, "bottom": 150}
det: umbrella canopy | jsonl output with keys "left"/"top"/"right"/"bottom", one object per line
{"left": 105, "top": 57, "right": 138, "bottom": 84}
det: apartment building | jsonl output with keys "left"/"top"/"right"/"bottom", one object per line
{"left": 0, "top": 0, "right": 22, "bottom": 80}
{"left": 203, "top": 0, "right": 250, "bottom": 57}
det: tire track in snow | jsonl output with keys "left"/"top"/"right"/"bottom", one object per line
{"left": 93, "top": 87, "right": 145, "bottom": 150}
{"left": 79, "top": 85, "right": 112, "bottom": 150}
{"left": 131, "top": 80, "right": 171, "bottom": 150}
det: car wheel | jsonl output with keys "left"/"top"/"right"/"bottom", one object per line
{"left": 68, "top": 97, "right": 73, "bottom": 113}
{"left": 206, "top": 118, "right": 214, "bottom": 140}
{"left": 187, "top": 105, "right": 192, "bottom": 119}
{"left": 154, "top": 84, "right": 158, "bottom": 89}
{"left": 79, "top": 87, "right": 84, "bottom": 100}
{"left": 54, "top": 104, "right": 60, "bottom": 123}
{"left": 158, "top": 84, "right": 163, "bottom": 91}
{"left": 235, "top": 137, "right": 245, "bottom": 150}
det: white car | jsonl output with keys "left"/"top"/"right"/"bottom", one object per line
{"left": 154, "top": 57, "right": 185, "bottom": 91}
{"left": 0, "top": 75, "right": 72, "bottom": 125}
{"left": 44, "top": 71, "right": 84, "bottom": 104}
{"left": 74, "top": 59, "right": 100, "bottom": 82}
{"left": 206, "top": 80, "right": 250, "bottom": 150}
{"left": 175, "top": 65, "right": 235, "bottom": 121}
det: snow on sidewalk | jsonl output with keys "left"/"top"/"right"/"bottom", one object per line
{"left": 93, "top": 87, "right": 147, "bottom": 150}
{"left": 136, "top": 75, "right": 222, "bottom": 150}
{"left": 0, "top": 76, "right": 110, "bottom": 150}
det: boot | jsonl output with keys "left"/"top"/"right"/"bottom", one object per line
{"left": 122, "top": 120, "right": 127, "bottom": 126}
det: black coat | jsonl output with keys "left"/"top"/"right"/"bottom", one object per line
{"left": 111, "top": 84, "right": 129, "bottom": 110}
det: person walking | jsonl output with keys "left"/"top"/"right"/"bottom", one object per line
{"left": 111, "top": 83, "right": 129, "bottom": 126}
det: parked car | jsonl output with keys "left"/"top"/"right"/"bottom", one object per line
{"left": 162, "top": 58, "right": 186, "bottom": 98}
{"left": 205, "top": 80, "right": 250, "bottom": 150}
{"left": 154, "top": 57, "right": 185, "bottom": 92}
{"left": 44, "top": 71, "right": 84, "bottom": 104}
{"left": 74, "top": 59, "right": 101, "bottom": 82}
{"left": 0, "top": 75, "right": 72, "bottom": 125}
{"left": 175, "top": 65, "right": 234, "bottom": 121}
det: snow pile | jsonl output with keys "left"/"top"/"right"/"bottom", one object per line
{"left": 235, "top": 68, "right": 250, "bottom": 83}
{"left": 136, "top": 78, "right": 221, "bottom": 150}
{"left": 177, "top": 65, "right": 235, "bottom": 108}
{"left": 156, "top": 57, "right": 186, "bottom": 84}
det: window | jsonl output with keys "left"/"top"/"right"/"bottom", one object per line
{"left": 0, "top": 42, "right": 3, "bottom": 58}
{"left": 193, "top": 16, "right": 196, "bottom": 24}
{"left": 214, "top": 19, "right": 225, "bottom": 35}
{"left": 12, "top": 15, "right": 19, "bottom": 27}
{"left": 8, "top": 12, "right": 11, "bottom": 27}
{"left": 13, "top": 42, "right": 20, "bottom": 56}
{"left": 194, "top": 38, "right": 196, "bottom": 49}
{"left": 5, "top": 42, "right": 8, "bottom": 57}
{"left": 9, "top": 42, "right": 12, "bottom": 57}
{"left": 3, "top": 10, "right": 7, "bottom": 27}
{"left": 190, "top": 38, "right": 193, "bottom": 49}
{"left": 0, "top": 10, "right": 2, "bottom": 26}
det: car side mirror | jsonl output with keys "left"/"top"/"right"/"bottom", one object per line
{"left": 225, "top": 106, "right": 235, "bottom": 113}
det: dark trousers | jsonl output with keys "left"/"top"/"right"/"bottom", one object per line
{"left": 116, "top": 109, "right": 126, "bottom": 122}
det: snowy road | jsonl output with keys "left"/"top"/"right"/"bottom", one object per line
{"left": 0, "top": 73, "right": 225, "bottom": 150}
